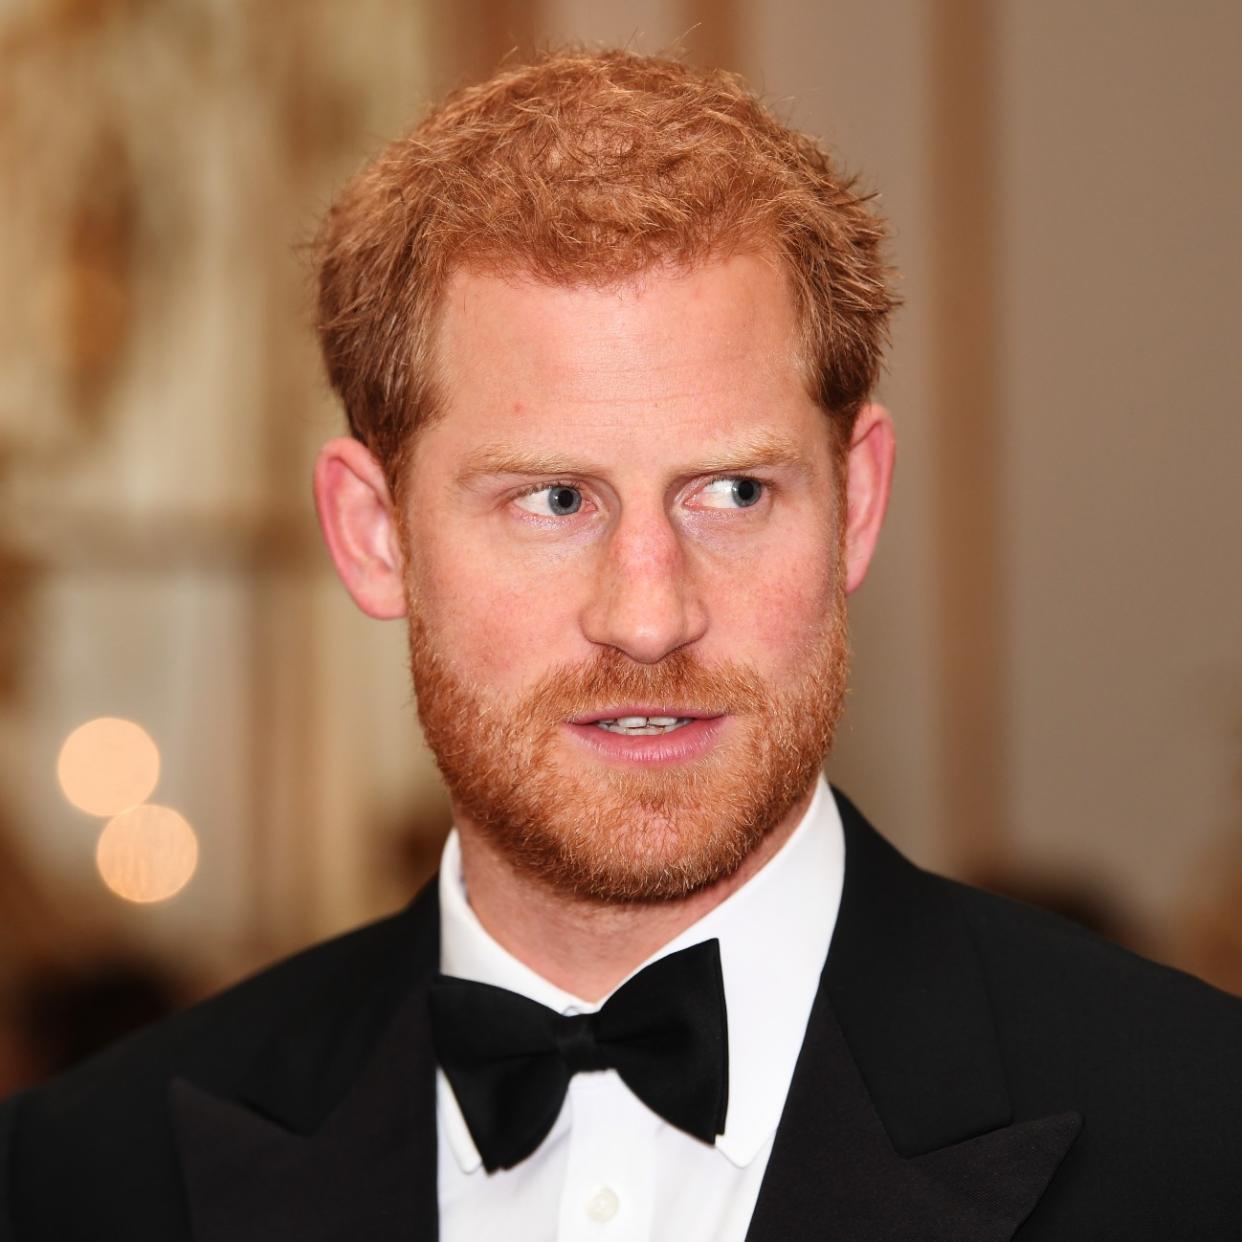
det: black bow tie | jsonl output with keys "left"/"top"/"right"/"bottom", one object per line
{"left": 429, "top": 938, "right": 730, "bottom": 1172}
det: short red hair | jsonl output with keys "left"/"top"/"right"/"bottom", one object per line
{"left": 315, "top": 48, "right": 897, "bottom": 496}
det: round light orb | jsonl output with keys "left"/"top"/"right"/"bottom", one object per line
{"left": 96, "top": 804, "right": 198, "bottom": 904}
{"left": 57, "top": 717, "right": 160, "bottom": 818}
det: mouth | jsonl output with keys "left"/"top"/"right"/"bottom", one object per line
{"left": 568, "top": 708, "right": 716, "bottom": 735}
{"left": 563, "top": 708, "right": 727, "bottom": 765}
{"left": 591, "top": 715, "right": 696, "bottom": 736}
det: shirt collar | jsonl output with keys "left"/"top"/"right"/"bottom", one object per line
{"left": 437, "top": 775, "right": 845, "bottom": 1172}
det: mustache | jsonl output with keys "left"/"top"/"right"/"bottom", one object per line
{"left": 523, "top": 647, "right": 770, "bottom": 721}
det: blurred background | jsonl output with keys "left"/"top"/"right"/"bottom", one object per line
{"left": 2, "top": 0, "right": 1240, "bottom": 1090}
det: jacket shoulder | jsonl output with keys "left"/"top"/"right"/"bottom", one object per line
{"left": 1, "top": 897, "right": 433, "bottom": 1240}
{"left": 27, "top": 900, "right": 423, "bottom": 1111}
{"left": 940, "top": 879, "right": 1242, "bottom": 1231}
{"left": 949, "top": 874, "right": 1242, "bottom": 1043}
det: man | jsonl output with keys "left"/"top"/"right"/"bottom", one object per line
{"left": 2, "top": 48, "right": 1240, "bottom": 1242}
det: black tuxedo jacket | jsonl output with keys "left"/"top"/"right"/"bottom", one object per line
{"left": 3, "top": 791, "right": 1241, "bottom": 1240}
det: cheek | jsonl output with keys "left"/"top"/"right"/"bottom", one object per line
{"left": 705, "top": 536, "right": 839, "bottom": 664}
{"left": 410, "top": 522, "right": 587, "bottom": 690}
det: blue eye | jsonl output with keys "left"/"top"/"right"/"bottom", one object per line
{"left": 699, "top": 477, "right": 765, "bottom": 509}
{"left": 548, "top": 486, "right": 582, "bottom": 515}
{"left": 515, "top": 485, "right": 583, "bottom": 516}
{"left": 731, "top": 478, "right": 761, "bottom": 507}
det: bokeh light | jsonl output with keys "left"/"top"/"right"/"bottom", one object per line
{"left": 95, "top": 804, "right": 198, "bottom": 903}
{"left": 57, "top": 716, "right": 160, "bottom": 817}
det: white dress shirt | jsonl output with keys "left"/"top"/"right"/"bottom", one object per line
{"left": 436, "top": 776, "right": 845, "bottom": 1242}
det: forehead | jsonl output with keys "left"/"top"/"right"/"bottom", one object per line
{"left": 423, "top": 253, "right": 824, "bottom": 466}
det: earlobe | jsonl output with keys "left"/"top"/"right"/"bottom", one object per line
{"left": 842, "top": 403, "right": 896, "bottom": 596}
{"left": 312, "top": 437, "right": 409, "bottom": 620}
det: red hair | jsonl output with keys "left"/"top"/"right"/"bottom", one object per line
{"left": 316, "top": 48, "right": 897, "bottom": 496}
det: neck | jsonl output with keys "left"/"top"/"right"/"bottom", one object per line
{"left": 452, "top": 781, "right": 817, "bottom": 1002}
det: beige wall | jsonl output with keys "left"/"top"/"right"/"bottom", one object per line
{"left": 998, "top": 0, "right": 1242, "bottom": 932}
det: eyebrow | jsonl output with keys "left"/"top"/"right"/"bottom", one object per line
{"left": 456, "top": 431, "right": 811, "bottom": 482}
{"left": 457, "top": 446, "right": 595, "bottom": 481}
{"left": 691, "top": 431, "right": 811, "bottom": 475}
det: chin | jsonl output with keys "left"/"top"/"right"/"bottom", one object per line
{"left": 471, "top": 757, "right": 806, "bottom": 904}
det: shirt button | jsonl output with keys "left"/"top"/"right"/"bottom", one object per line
{"left": 585, "top": 1187, "right": 620, "bottom": 1223}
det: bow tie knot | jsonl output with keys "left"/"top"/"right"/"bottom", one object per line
{"left": 556, "top": 1012, "right": 607, "bottom": 1074}
{"left": 430, "top": 939, "right": 730, "bottom": 1171}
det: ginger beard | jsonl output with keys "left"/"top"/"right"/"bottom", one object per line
{"left": 406, "top": 578, "right": 851, "bottom": 904}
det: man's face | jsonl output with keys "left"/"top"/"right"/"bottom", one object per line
{"left": 399, "top": 253, "right": 849, "bottom": 902}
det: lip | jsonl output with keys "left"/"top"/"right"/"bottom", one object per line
{"left": 562, "top": 715, "right": 727, "bottom": 766}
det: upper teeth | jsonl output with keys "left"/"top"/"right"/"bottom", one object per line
{"left": 597, "top": 715, "right": 689, "bottom": 734}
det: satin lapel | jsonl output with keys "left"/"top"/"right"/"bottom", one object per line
{"left": 745, "top": 791, "right": 1081, "bottom": 1241}
{"left": 169, "top": 888, "right": 441, "bottom": 1242}
{"left": 743, "top": 986, "right": 1080, "bottom": 1242}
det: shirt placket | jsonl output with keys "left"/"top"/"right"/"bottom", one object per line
{"left": 555, "top": 1069, "right": 658, "bottom": 1242}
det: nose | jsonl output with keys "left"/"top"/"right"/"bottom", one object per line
{"left": 579, "top": 506, "right": 708, "bottom": 664}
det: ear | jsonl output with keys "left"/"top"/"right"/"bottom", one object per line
{"left": 312, "top": 437, "right": 408, "bottom": 620}
{"left": 842, "top": 402, "right": 896, "bottom": 596}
